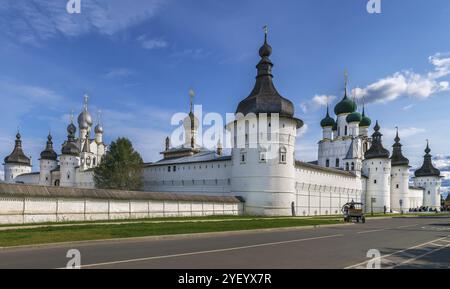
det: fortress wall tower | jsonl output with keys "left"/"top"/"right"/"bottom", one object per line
{"left": 3, "top": 132, "right": 32, "bottom": 183}
{"left": 60, "top": 121, "right": 80, "bottom": 188}
{"left": 39, "top": 133, "right": 58, "bottom": 186}
{"left": 362, "top": 121, "right": 391, "bottom": 213}
{"left": 390, "top": 129, "right": 410, "bottom": 212}
{"left": 228, "top": 29, "right": 303, "bottom": 216}
{"left": 414, "top": 141, "right": 442, "bottom": 210}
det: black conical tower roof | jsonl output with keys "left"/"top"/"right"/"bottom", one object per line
{"left": 390, "top": 129, "right": 409, "bottom": 166}
{"left": 415, "top": 141, "right": 440, "bottom": 177}
{"left": 364, "top": 121, "right": 390, "bottom": 159}
{"left": 235, "top": 31, "right": 303, "bottom": 128}
{"left": 4, "top": 132, "right": 31, "bottom": 165}
{"left": 40, "top": 133, "right": 58, "bottom": 161}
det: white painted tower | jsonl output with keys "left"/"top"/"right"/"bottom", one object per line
{"left": 414, "top": 141, "right": 442, "bottom": 211}
{"left": 60, "top": 121, "right": 80, "bottom": 187}
{"left": 362, "top": 121, "right": 391, "bottom": 213}
{"left": 3, "top": 132, "right": 32, "bottom": 183}
{"left": 39, "top": 133, "right": 58, "bottom": 186}
{"left": 390, "top": 129, "right": 410, "bottom": 212}
{"left": 229, "top": 29, "right": 303, "bottom": 216}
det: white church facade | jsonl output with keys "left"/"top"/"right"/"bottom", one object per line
{"left": 2, "top": 32, "right": 443, "bottom": 216}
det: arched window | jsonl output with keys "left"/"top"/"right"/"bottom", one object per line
{"left": 351, "top": 162, "right": 355, "bottom": 171}
{"left": 279, "top": 146, "right": 287, "bottom": 164}
{"left": 345, "top": 126, "right": 348, "bottom": 136}
{"left": 336, "top": 158, "right": 340, "bottom": 168}
{"left": 345, "top": 163, "right": 349, "bottom": 171}
{"left": 325, "top": 159, "right": 330, "bottom": 167}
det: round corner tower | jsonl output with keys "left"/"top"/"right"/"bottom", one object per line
{"left": 414, "top": 141, "right": 442, "bottom": 211}
{"left": 362, "top": 121, "right": 391, "bottom": 213}
{"left": 228, "top": 29, "right": 303, "bottom": 216}
{"left": 39, "top": 133, "right": 58, "bottom": 186}
{"left": 390, "top": 129, "right": 410, "bottom": 212}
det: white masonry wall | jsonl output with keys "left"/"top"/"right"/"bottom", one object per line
{"left": 143, "top": 160, "right": 232, "bottom": 196}
{"left": 0, "top": 196, "right": 243, "bottom": 225}
{"left": 295, "top": 164, "right": 364, "bottom": 216}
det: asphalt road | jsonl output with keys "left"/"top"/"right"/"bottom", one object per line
{"left": 0, "top": 216, "right": 449, "bottom": 269}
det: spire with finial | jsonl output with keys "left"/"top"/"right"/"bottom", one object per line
{"left": 344, "top": 69, "right": 349, "bottom": 98}
{"left": 415, "top": 140, "right": 440, "bottom": 177}
{"left": 40, "top": 131, "right": 57, "bottom": 161}
{"left": 391, "top": 126, "right": 409, "bottom": 166}
{"left": 364, "top": 120, "right": 390, "bottom": 159}
{"left": 189, "top": 88, "right": 195, "bottom": 114}
{"left": 83, "top": 94, "right": 89, "bottom": 111}
{"left": 4, "top": 128, "right": 31, "bottom": 165}
{"left": 235, "top": 26, "right": 299, "bottom": 124}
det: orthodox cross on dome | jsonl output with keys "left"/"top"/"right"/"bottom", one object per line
{"left": 83, "top": 94, "right": 89, "bottom": 110}
{"left": 344, "top": 69, "right": 349, "bottom": 96}
{"left": 70, "top": 109, "right": 74, "bottom": 123}
{"left": 97, "top": 109, "right": 102, "bottom": 125}
{"left": 189, "top": 88, "right": 195, "bottom": 113}
{"left": 263, "top": 25, "right": 268, "bottom": 41}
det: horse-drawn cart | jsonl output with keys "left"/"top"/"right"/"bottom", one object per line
{"left": 342, "top": 202, "right": 365, "bottom": 223}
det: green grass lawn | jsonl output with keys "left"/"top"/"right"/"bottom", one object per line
{"left": 0, "top": 217, "right": 343, "bottom": 247}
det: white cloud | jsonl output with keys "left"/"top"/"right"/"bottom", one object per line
{"left": 0, "top": 0, "right": 164, "bottom": 45}
{"left": 352, "top": 53, "right": 450, "bottom": 104}
{"left": 137, "top": 35, "right": 168, "bottom": 50}
{"left": 382, "top": 127, "right": 426, "bottom": 140}
{"left": 300, "top": 95, "right": 336, "bottom": 113}
{"left": 103, "top": 68, "right": 134, "bottom": 79}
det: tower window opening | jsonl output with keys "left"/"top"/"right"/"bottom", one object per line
{"left": 374, "top": 180, "right": 377, "bottom": 184}
{"left": 325, "top": 159, "right": 330, "bottom": 167}
{"left": 279, "top": 146, "right": 287, "bottom": 164}
{"left": 345, "top": 163, "right": 349, "bottom": 171}
{"left": 336, "top": 158, "right": 340, "bottom": 168}
{"left": 345, "top": 126, "right": 348, "bottom": 136}
{"left": 351, "top": 162, "right": 355, "bottom": 171}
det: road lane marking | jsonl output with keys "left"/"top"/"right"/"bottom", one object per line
{"left": 59, "top": 234, "right": 343, "bottom": 269}
{"left": 357, "top": 224, "right": 419, "bottom": 234}
{"left": 388, "top": 243, "right": 450, "bottom": 269}
{"left": 345, "top": 236, "right": 449, "bottom": 269}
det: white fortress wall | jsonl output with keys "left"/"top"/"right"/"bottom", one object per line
{"left": 295, "top": 162, "right": 364, "bottom": 216}
{"left": 143, "top": 159, "right": 232, "bottom": 196}
{"left": 0, "top": 183, "right": 243, "bottom": 225}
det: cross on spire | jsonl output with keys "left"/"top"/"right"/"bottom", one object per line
{"left": 344, "top": 69, "right": 349, "bottom": 96}
{"left": 263, "top": 25, "right": 268, "bottom": 42}
{"left": 189, "top": 88, "right": 195, "bottom": 113}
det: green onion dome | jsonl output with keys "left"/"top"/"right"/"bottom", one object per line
{"left": 334, "top": 93, "right": 357, "bottom": 115}
{"left": 346, "top": 111, "right": 362, "bottom": 123}
{"left": 320, "top": 107, "right": 336, "bottom": 128}
{"left": 359, "top": 107, "right": 371, "bottom": 127}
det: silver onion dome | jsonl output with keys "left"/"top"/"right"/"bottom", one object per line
{"left": 94, "top": 123, "right": 103, "bottom": 134}
{"left": 78, "top": 94, "right": 93, "bottom": 129}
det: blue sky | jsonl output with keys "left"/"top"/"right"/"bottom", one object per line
{"left": 1, "top": 0, "right": 450, "bottom": 196}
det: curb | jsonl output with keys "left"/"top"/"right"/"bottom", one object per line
{"left": 0, "top": 222, "right": 353, "bottom": 252}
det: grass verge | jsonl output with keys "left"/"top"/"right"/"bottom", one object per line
{"left": 0, "top": 218, "right": 342, "bottom": 248}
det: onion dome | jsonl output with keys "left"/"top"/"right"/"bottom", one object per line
{"left": 4, "top": 132, "right": 31, "bottom": 165}
{"left": 235, "top": 29, "right": 303, "bottom": 128}
{"left": 359, "top": 107, "right": 371, "bottom": 127}
{"left": 346, "top": 111, "right": 362, "bottom": 123}
{"left": 62, "top": 121, "right": 80, "bottom": 156}
{"left": 94, "top": 123, "right": 103, "bottom": 134}
{"left": 40, "top": 133, "right": 58, "bottom": 161}
{"left": 364, "top": 121, "right": 390, "bottom": 159}
{"left": 77, "top": 95, "right": 93, "bottom": 130}
{"left": 414, "top": 141, "right": 440, "bottom": 177}
{"left": 390, "top": 129, "right": 409, "bottom": 166}
{"left": 320, "top": 107, "right": 335, "bottom": 128}
{"left": 334, "top": 92, "right": 357, "bottom": 115}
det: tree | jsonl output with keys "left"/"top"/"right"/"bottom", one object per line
{"left": 94, "top": 137, "right": 144, "bottom": 190}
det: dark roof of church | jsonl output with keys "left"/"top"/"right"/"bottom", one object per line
{"left": 390, "top": 131, "right": 409, "bottom": 166}
{"left": 62, "top": 122, "right": 80, "bottom": 156}
{"left": 415, "top": 142, "right": 441, "bottom": 177}
{"left": 235, "top": 33, "right": 303, "bottom": 128}
{"left": 364, "top": 121, "right": 390, "bottom": 159}
{"left": 4, "top": 132, "right": 31, "bottom": 166}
